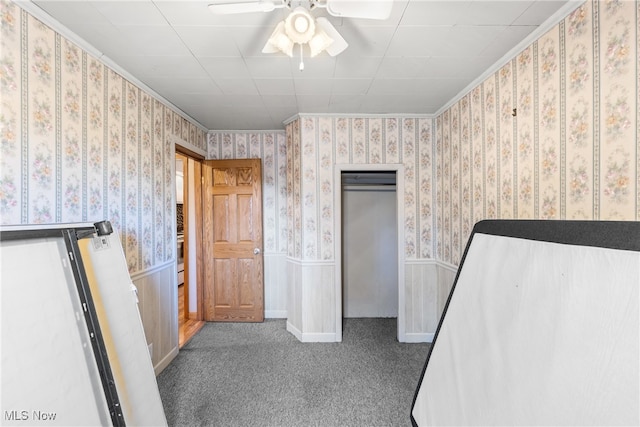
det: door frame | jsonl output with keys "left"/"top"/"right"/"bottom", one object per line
{"left": 334, "top": 164, "right": 406, "bottom": 342}
{"left": 175, "top": 147, "right": 204, "bottom": 321}
{"left": 176, "top": 152, "right": 190, "bottom": 321}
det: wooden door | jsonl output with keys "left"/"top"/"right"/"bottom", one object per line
{"left": 203, "top": 159, "right": 264, "bottom": 322}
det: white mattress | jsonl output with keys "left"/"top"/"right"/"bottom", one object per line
{"left": 412, "top": 233, "right": 639, "bottom": 426}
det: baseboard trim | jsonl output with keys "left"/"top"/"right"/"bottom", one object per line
{"left": 266, "top": 310, "right": 287, "bottom": 319}
{"left": 154, "top": 345, "right": 178, "bottom": 376}
{"left": 299, "top": 332, "right": 337, "bottom": 342}
{"left": 286, "top": 321, "right": 303, "bottom": 341}
{"left": 404, "top": 333, "right": 434, "bottom": 343}
{"left": 286, "top": 321, "right": 337, "bottom": 342}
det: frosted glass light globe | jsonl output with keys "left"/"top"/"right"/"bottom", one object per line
{"left": 294, "top": 16, "right": 309, "bottom": 33}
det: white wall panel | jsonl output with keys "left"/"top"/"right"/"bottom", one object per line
{"left": 301, "top": 263, "right": 336, "bottom": 339}
{"left": 405, "top": 262, "right": 438, "bottom": 341}
{"left": 343, "top": 187, "right": 398, "bottom": 318}
{"left": 286, "top": 259, "right": 303, "bottom": 338}
{"left": 265, "top": 253, "right": 288, "bottom": 318}
{"left": 132, "top": 261, "right": 178, "bottom": 374}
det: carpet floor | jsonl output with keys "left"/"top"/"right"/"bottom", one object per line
{"left": 157, "top": 318, "right": 430, "bottom": 427}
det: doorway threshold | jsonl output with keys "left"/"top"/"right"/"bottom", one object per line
{"left": 179, "top": 319, "right": 205, "bottom": 348}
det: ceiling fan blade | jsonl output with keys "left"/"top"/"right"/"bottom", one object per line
{"left": 315, "top": 17, "right": 348, "bottom": 56}
{"left": 325, "top": 0, "right": 393, "bottom": 20}
{"left": 208, "top": 0, "right": 281, "bottom": 14}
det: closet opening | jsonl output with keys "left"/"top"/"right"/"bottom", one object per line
{"left": 340, "top": 170, "right": 399, "bottom": 340}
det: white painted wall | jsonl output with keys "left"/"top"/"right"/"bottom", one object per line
{"left": 342, "top": 186, "right": 398, "bottom": 318}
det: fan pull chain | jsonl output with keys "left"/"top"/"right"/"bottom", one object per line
{"left": 299, "top": 44, "right": 304, "bottom": 71}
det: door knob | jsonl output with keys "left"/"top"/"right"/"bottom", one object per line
{"left": 254, "top": 248, "right": 261, "bottom": 255}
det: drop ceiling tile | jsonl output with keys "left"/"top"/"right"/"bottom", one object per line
{"left": 356, "top": 95, "right": 402, "bottom": 113}
{"left": 334, "top": 56, "right": 383, "bottom": 78}
{"left": 143, "top": 77, "right": 222, "bottom": 95}
{"left": 297, "top": 94, "right": 331, "bottom": 111}
{"left": 173, "top": 26, "right": 242, "bottom": 57}
{"left": 400, "top": 1, "right": 472, "bottom": 26}
{"left": 204, "top": 110, "right": 278, "bottom": 131}
{"left": 479, "top": 25, "right": 537, "bottom": 58}
{"left": 294, "top": 79, "right": 334, "bottom": 95}
{"left": 331, "top": 79, "right": 372, "bottom": 95}
{"left": 164, "top": 92, "right": 219, "bottom": 107}
{"left": 459, "top": 1, "right": 534, "bottom": 25}
{"left": 290, "top": 56, "right": 336, "bottom": 78}
{"left": 267, "top": 106, "right": 299, "bottom": 124}
{"left": 213, "top": 79, "right": 259, "bottom": 95}
{"left": 367, "top": 78, "right": 436, "bottom": 96}
{"left": 244, "top": 56, "right": 294, "bottom": 79}
{"left": 329, "top": 94, "right": 364, "bottom": 110}
{"left": 261, "top": 94, "right": 297, "bottom": 107}
{"left": 417, "top": 56, "right": 490, "bottom": 80}
{"left": 423, "top": 79, "right": 473, "bottom": 106}
{"left": 254, "top": 79, "right": 296, "bottom": 95}
{"left": 514, "top": 0, "right": 577, "bottom": 25}
{"left": 390, "top": 98, "right": 439, "bottom": 113}
{"left": 376, "top": 57, "right": 431, "bottom": 79}
{"left": 114, "top": 25, "right": 192, "bottom": 56}
{"left": 232, "top": 26, "right": 282, "bottom": 57}
{"left": 152, "top": 1, "right": 219, "bottom": 26}
{"left": 199, "top": 57, "right": 252, "bottom": 79}
{"left": 442, "top": 25, "right": 507, "bottom": 57}
{"left": 52, "top": 22, "right": 127, "bottom": 59}
{"left": 90, "top": 1, "right": 167, "bottom": 26}
{"left": 207, "top": 94, "right": 265, "bottom": 107}
{"left": 116, "top": 55, "right": 209, "bottom": 79}
{"left": 32, "top": 1, "right": 110, "bottom": 25}
{"left": 335, "top": 25, "right": 397, "bottom": 57}
{"left": 386, "top": 26, "right": 455, "bottom": 57}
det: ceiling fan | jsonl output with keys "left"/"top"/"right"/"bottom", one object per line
{"left": 208, "top": 0, "right": 393, "bottom": 69}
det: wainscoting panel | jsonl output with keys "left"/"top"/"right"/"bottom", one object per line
{"left": 301, "top": 262, "right": 336, "bottom": 338}
{"left": 287, "top": 259, "right": 336, "bottom": 342}
{"left": 402, "top": 261, "right": 458, "bottom": 342}
{"left": 405, "top": 261, "right": 438, "bottom": 341}
{"left": 132, "top": 261, "right": 178, "bottom": 375}
{"left": 286, "top": 259, "right": 302, "bottom": 339}
{"left": 264, "top": 253, "right": 288, "bottom": 318}
{"left": 287, "top": 258, "right": 457, "bottom": 343}
{"left": 437, "top": 262, "right": 458, "bottom": 319}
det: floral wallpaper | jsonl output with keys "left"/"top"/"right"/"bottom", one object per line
{"left": 436, "top": 0, "right": 639, "bottom": 266}
{"left": 286, "top": 116, "right": 434, "bottom": 261}
{"left": 207, "top": 131, "right": 288, "bottom": 255}
{"left": 0, "top": 1, "right": 207, "bottom": 274}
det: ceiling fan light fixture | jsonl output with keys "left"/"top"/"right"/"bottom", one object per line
{"left": 315, "top": 17, "right": 348, "bottom": 56}
{"left": 294, "top": 15, "right": 309, "bottom": 33}
{"left": 284, "top": 7, "right": 315, "bottom": 43}
{"left": 308, "top": 28, "right": 333, "bottom": 57}
{"left": 262, "top": 21, "right": 294, "bottom": 56}
{"left": 261, "top": 5, "right": 353, "bottom": 62}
